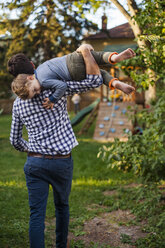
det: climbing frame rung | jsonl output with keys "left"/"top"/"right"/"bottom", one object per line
{"left": 93, "top": 101, "right": 135, "bottom": 141}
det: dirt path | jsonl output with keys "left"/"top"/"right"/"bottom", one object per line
{"left": 68, "top": 209, "right": 147, "bottom": 247}
{"left": 46, "top": 185, "right": 150, "bottom": 247}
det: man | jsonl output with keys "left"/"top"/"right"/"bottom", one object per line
{"left": 10, "top": 45, "right": 103, "bottom": 248}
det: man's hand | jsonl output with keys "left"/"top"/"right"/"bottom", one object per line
{"left": 77, "top": 45, "right": 100, "bottom": 75}
{"left": 43, "top": 98, "right": 54, "bottom": 110}
{"left": 76, "top": 44, "right": 100, "bottom": 75}
{"left": 76, "top": 44, "right": 94, "bottom": 53}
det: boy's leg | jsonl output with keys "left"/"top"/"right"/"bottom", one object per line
{"left": 110, "top": 48, "right": 136, "bottom": 63}
{"left": 91, "top": 48, "right": 135, "bottom": 65}
{"left": 91, "top": 50, "right": 117, "bottom": 65}
{"left": 110, "top": 79, "right": 135, "bottom": 95}
{"left": 66, "top": 51, "right": 112, "bottom": 81}
{"left": 100, "top": 69, "right": 135, "bottom": 95}
{"left": 100, "top": 69, "right": 113, "bottom": 87}
{"left": 66, "top": 49, "right": 135, "bottom": 81}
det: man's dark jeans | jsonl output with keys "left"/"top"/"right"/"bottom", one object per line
{"left": 24, "top": 155, "right": 73, "bottom": 248}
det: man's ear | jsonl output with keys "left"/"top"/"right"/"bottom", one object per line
{"left": 27, "top": 75, "right": 34, "bottom": 81}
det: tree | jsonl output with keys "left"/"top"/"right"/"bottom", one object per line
{"left": 0, "top": 35, "right": 13, "bottom": 99}
{"left": 69, "top": 0, "right": 165, "bottom": 182}
{"left": 97, "top": 1, "right": 165, "bottom": 183}
{"left": 0, "top": 0, "right": 97, "bottom": 62}
{"left": 108, "top": 0, "right": 164, "bottom": 102}
{"left": 0, "top": 0, "right": 97, "bottom": 97}
{"left": 73, "top": 0, "right": 164, "bottom": 102}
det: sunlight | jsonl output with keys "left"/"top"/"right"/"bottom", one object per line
{"left": 0, "top": 180, "right": 26, "bottom": 188}
{"left": 72, "top": 177, "right": 128, "bottom": 187}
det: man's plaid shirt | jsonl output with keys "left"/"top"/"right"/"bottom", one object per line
{"left": 10, "top": 75, "right": 103, "bottom": 155}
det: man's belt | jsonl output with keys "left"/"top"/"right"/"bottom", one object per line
{"left": 28, "top": 152, "right": 71, "bottom": 159}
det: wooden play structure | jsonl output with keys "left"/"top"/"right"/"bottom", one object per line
{"left": 77, "top": 66, "right": 139, "bottom": 141}
{"left": 77, "top": 18, "right": 144, "bottom": 140}
{"left": 93, "top": 98, "right": 134, "bottom": 142}
{"left": 93, "top": 66, "right": 136, "bottom": 141}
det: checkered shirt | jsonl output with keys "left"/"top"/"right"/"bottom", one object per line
{"left": 10, "top": 74, "right": 103, "bottom": 155}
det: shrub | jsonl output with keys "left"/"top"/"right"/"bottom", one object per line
{"left": 98, "top": 91, "right": 165, "bottom": 183}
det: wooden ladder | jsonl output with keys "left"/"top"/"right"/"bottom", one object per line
{"left": 78, "top": 101, "right": 100, "bottom": 135}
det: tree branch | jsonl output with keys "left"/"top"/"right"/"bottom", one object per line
{"left": 110, "top": 0, "right": 131, "bottom": 22}
{"left": 127, "top": 0, "right": 139, "bottom": 10}
{"left": 110, "top": 0, "right": 142, "bottom": 39}
{"left": 127, "top": 0, "right": 140, "bottom": 17}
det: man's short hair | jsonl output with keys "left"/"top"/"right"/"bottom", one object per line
{"left": 11, "top": 74, "right": 32, "bottom": 100}
{"left": 8, "top": 53, "right": 34, "bottom": 77}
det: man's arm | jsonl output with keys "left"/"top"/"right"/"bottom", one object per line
{"left": 64, "top": 44, "right": 103, "bottom": 96}
{"left": 10, "top": 106, "right": 29, "bottom": 152}
{"left": 78, "top": 45, "right": 101, "bottom": 75}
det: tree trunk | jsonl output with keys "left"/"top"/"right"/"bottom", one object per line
{"left": 127, "top": 11, "right": 156, "bottom": 103}
{"left": 110, "top": 0, "right": 156, "bottom": 103}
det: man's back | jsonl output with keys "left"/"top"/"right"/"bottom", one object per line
{"left": 10, "top": 72, "right": 103, "bottom": 156}
{"left": 10, "top": 89, "right": 77, "bottom": 155}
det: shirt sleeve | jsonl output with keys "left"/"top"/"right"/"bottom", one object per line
{"left": 10, "top": 107, "right": 29, "bottom": 152}
{"left": 41, "top": 79, "right": 67, "bottom": 103}
{"left": 65, "top": 74, "right": 103, "bottom": 96}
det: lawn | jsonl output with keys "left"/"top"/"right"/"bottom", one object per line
{"left": 0, "top": 114, "right": 164, "bottom": 248}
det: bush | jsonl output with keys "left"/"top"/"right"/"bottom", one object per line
{"left": 98, "top": 91, "right": 165, "bottom": 183}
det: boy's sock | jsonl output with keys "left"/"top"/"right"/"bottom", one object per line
{"left": 103, "top": 52, "right": 118, "bottom": 64}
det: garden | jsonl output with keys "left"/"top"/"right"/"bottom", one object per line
{"left": 0, "top": 113, "right": 165, "bottom": 248}
{"left": 0, "top": 0, "right": 165, "bottom": 247}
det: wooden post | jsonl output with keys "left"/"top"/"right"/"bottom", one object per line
{"left": 67, "top": 96, "right": 72, "bottom": 111}
{"left": 100, "top": 84, "right": 103, "bottom": 102}
{"left": 110, "top": 67, "right": 115, "bottom": 78}
{"left": 106, "top": 87, "right": 109, "bottom": 100}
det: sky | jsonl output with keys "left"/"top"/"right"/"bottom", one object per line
{"left": 87, "top": 0, "right": 143, "bottom": 29}
{"left": 86, "top": 2, "right": 128, "bottom": 29}
{"left": 0, "top": 0, "right": 143, "bottom": 32}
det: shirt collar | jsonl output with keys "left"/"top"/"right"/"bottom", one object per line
{"left": 34, "top": 69, "right": 38, "bottom": 80}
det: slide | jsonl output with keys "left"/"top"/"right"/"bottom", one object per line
{"left": 71, "top": 98, "right": 100, "bottom": 127}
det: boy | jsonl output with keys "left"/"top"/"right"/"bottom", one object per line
{"left": 9, "top": 44, "right": 135, "bottom": 109}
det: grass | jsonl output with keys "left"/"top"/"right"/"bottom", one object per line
{"left": 0, "top": 114, "right": 165, "bottom": 248}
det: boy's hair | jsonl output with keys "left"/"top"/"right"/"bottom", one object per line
{"left": 11, "top": 74, "right": 32, "bottom": 100}
{"left": 8, "top": 53, "right": 34, "bottom": 77}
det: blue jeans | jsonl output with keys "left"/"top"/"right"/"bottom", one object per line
{"left": 24, "top": 155, "right": 73, "bottom": 248}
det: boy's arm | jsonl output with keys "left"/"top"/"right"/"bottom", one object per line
{"left": 41, "top": 79, "right": 67, "bottom": 103}
{"left": 41, "top": 79, "right": 67, "bottom": 109}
